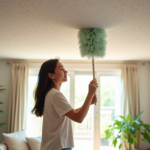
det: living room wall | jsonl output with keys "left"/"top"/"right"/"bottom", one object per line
{"left": 0, "top": 60, "right": 11, "bottom": 143}
{"left": 138, "top": 62, "right": 150, "bottom": 148}
{"left": 0, "top": 60, "right": 150, "bottom": 148}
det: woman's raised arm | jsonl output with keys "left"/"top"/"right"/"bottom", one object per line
{"left": 64, "top": 78, "right": 98, "bottom": 123}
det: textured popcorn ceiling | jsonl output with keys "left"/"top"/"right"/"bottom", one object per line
{"left": 0, "top": 0, "right": 150, "bottom": 61}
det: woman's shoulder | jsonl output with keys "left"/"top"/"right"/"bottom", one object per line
{"left": 46, "top": 88, "right": 59, "bottom": 97}
{"left": 47, "top": 88, "right": 64, "bottom": 98}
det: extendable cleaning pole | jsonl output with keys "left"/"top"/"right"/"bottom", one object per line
{"left": 78, "top": 28, "right": 107, "bottom": 104}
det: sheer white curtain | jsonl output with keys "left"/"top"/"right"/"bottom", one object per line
{"left": 8, "top": 63, "right": 28, "bottom": 133}
{"left": 121, "top": 65, "right": 140, "bottom": 149}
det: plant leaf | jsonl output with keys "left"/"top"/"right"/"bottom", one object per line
{"left": 115, "top": 135, "right": 121, "bottom": 140}
{"left": 105, "top": 129, "right": 111, "bottom": 134}
{"left": 133, "top": 111, "right": 143, "bottom": 120}
{"left": 121, "top": 122, "right": 127, "bottom": 127}
{"left": 0, "top": 102, "right": 3, "bottom": 104}
{"left": 0, "top": 123, "right": 7, "bottom": 127}
{"left": 119, "top": 116, "right": 126, "bottom": 121}
{"left": 144, "top": 127, "right": 150, "bottom": 134}
{"left": 0, "top": 89, "right": 7, "bottom": 93}
{"left": 118, "top": 122, "right": 127, "bottom": 134}
{"left": 114, "top": 120, "right": 122, "bottom": 126}
{"left": 0, "top": 88, "right": 6, "bottom": 91}
{"left": 128, "top": 125, "right": 136, "bottom": 134}
{"left": 126, "top": 114, "right": 131, "bottom": 122}
{"left": 112, "top": 127, "right": 121, "bottom": 130}
{"left": 113, "top": 139, "right": 117, "bottom": 147}
{"left": 0, "top": 85, "right": 5, "bottom": 87}
{"left": 0, "top": 110, "right": 4, "bottom": 116}
{"left": 114, "top": 115, "right": 126, "bottom": 121}
{"left": 119, "top": 143, "right": 122, "bottom": 149}
{"left": 119, "top": 128, "right": 125, "bottom": 133}
{"left": 0, "top": 85, "right": 6, "bottom": 94}
{"left": 142, "top": 124, "right": 150, "bottom": 133}
{"left": 139, "top": 120, "right": 144, "bottom": 124}
{"left": 128, "top": 137, "right": 134, "bottom": 144}
{"left": 133, "top": 137, "right": 138, "bottom": 143}
{"left": 105, "top": 132, "right": 113, "bottom": 140}
{"left": 0, "top": 113, "right": 4, "bottom": 117}
{"left": 141, "top": 138, "right": 147, "bottom": 143}
{"left": 141, "top": 131, "right": 150, "bottom": 143}
{"left": 134, "top": 120, "right": 142, "bottom": 125}
{"left": 143, "top": 124, "right": 150, "bottom": 128}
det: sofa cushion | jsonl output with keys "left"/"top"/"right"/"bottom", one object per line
{"left": 2, "top": 130, "right": 29, "bottom": 150}
{"left": 26, "top": 136, "right": 41, "bottom": 150}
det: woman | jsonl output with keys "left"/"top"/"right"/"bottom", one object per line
{"left": 32, "top": 59, "right": 98, "bottom": 150}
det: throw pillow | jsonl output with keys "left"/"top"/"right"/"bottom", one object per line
{"left": 26, "top": 136, "right": 41, "bottom": 150}
{"left": 2, "top": 130, "right": 29, "bottom": 150}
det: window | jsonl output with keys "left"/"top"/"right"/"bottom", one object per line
{"left": 26, "top": 67, "right": 121, "bottom": 150}
{"left": 99, "top": 76, "right": 121, "bottom": 150}
{"left": 74, "top": 75, "right": 94, "bottom": 150}
{"left": 60, "top": 76, "right": 70, "bottom": 102}
{"left": 26, "top": 75, "right": 42, "bottom": 137}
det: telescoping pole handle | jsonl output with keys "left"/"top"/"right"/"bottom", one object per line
{"left": 92, "top": 56, "right": 96, "bottom": 105}
{"left": 92, "top": 56, "right": 95, "bottom": 79}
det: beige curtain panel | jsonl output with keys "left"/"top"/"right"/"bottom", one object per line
{"left": 121, "top": 65, "right": 140, "bottom": 149}
{"left": 8, "top": 63, "right": 28, "bottom": 133}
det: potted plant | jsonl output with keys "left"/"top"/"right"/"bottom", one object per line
{"left": 0, "top": 85, "right": 7, "bottom": 127}
{"left": 104, "top": 111, "right": 150, "bottom": 150}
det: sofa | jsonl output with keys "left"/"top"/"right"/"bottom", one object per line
{"left": 0, "top": 130, "right": 41, "bottom": 150}
{"left": 0, "top": 142, "right": 7, "bottom": 150}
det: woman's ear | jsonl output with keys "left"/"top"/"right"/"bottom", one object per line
{"left": 48, "top": 73, "right": 54, "bottom": 80}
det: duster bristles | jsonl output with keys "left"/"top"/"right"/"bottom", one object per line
{"left": 78, "top": 28, "right": 106, "bottom": 59}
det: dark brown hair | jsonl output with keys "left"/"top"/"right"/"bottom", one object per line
{"left": 31, "top": 59, "right": 59, "bottom": 117}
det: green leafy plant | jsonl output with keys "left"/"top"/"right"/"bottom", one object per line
{"left": 105, "top": 111, "right": 150, "bottom": 150}
{"left": 0, "top": 85, "right": 7, "bottom": 127}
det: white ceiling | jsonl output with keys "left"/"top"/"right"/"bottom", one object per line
{"left": 0, "top": 0, "right": 150, "bottom": 61}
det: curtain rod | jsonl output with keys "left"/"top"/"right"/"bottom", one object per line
{"left": 6, "top": 61, "right": 146, "bottom": 65}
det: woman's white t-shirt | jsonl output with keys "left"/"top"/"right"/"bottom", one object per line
{"left": 40, "top": 88, "right": 74, "bottom": 150}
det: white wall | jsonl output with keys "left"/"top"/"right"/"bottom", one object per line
{"left": 138, "top": 62, "right": 150, "bottom": 148}
{"left": 0, "top": 60, "right": 11, "bottom": 142}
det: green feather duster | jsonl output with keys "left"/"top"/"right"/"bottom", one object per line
{"left": 78, "top": 28, "right": 107, "bottom": 106}
{"left": 78, "top": 28, "right": 106, "bottom": 59}
{"left": 78, "top": 28, "right": 107, "bottom": 82}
